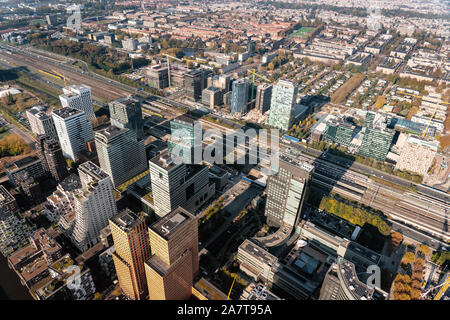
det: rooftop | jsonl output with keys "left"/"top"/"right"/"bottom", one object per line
{"left": 110, "top": 209, "right": 142, "bottom": 232}
{"left": 78, "top": 161, "right": 109, "bottom": 181}
{"left": 52, "top": 107, "right": 84, "bottom": 119}
{"left": 150, "top": 207, "right": 193, "bottom": 240}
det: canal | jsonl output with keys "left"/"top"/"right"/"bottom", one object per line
{"left": 0, "top": 254, "right": 32, "bottom": 300}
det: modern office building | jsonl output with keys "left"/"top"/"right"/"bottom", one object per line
{"left": 267, "top": 80, "right": 298, "bottom": 131}
{"left": 323, "top": 118, "right": 356, "bottom": 147}
{"left": 110, "top": 209, "right": 151, "bottom": 300}
{"left": 71, "top": 162, "right": 118, "bottom": 251}
{"left": 145, "top": 207, "right": 198, "bottom": 300}
{"left": 207, "top": 74, "right": 231, "bottom": 92}
{"left": 26, "top": 107, "right": 58, "bottom": 140}
{"left": 358, "top": 113, "right": 395, "bottom": 161}
{"left": 95, "top": 126, "right": 147, "bottom": 187}
{"left": 167, "top": 115, "right": 202, "bottom": 164}
{"left": 201, "top": 86, "right": 223, "bottom": 108}
{"left": 184, "top": 69, "right": 205, "bottom": 101}
{"left": 146, "top": 64, "right": 169, "bottom": 90}
{"left": 231, "top": 78, "right": 251, "bottom": 115}
{"left": 59, "top": 85, "right": 95, "bottom": 120}
{"left": 255, "top": 83, "right": 273, "bottom": 114}
{"left": 109, "top": 96, "right": 144, "bottom": 139}
{"left": 319, "top": 258, "right": 387, "bottom": 300}
{"left": 52, "top": 107, "right": 94, "bottom": 162}
{"left": 265, "top": 155, "right": 314, "bottom": 229}
{"left": 149, "top": 151, "right": 215, "bottom": 218}
{"left": 36, "top": 135, "right": 68, "bottom": 182}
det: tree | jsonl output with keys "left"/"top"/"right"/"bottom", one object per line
{"left": 375, "top": 95, "right": 387, "bottom": 109}
{"left": 390, "top": 232, "right": 403, "bottom": 248}
{"left": 401, "top": 252, "right": 416, "bottom": 266}
{"left": 94, "top": 292, "right": 103, "bottom": 300}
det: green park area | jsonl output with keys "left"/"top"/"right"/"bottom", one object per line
{"left": 290, "top": 27, "right": 315, "bottom": 39}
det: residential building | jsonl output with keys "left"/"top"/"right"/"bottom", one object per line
{"left": 16, "top": 172, "right": 42, "bottom": 205}
{"left": 122, "top": 38, "right": 139, "bottom": 51}
{"left": 71, "top": 162, "right": 118, "bottom": 251}
{"left": 145, "top": 207, "right": 198, "bottom": 300}
{"left": 59, "top": 85, "right": 95, "bottom": 120}
{"left": 52, "top": 107, "right": 94, "bottom": 162}
{"left": 95, "top": 126, "right": 147, "bottom": 187}
{"left": 109, "top": 96, "right": 144, "bottom": 139}
{"left": 4, "top": 156, "right": 45, "bottom": 187}
{"left": 267, "top": 80, "right": 298, "bottom": 131}
{"left": 36, "top": 135, "right": 68, "bottom": 182}
{"left": 26, "top": 107, "right": 58, "bottom": 140}
{"left": 110, "top": 209, "right": 151, "bottom": 300}
{"left": 149, "top": 151, "right": 215, "bottom": 218}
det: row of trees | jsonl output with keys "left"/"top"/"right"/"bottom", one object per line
{"left": 319, "top": 195, "right": 391, "bottom": 236}
{"left": 330, "top": 73, "right": 365, "bottom": 104}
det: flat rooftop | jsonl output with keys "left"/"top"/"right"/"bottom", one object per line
{"left": 0, "top": 185, "right": 15, "bottom": 204}
{"left": 150, "top": 150, "right": 180, "bottom": 171}
{"left": 150, "top": 207, "right": 193, "bottom": 240}
{"left": 110, "top": 209, "right": 142, "bottom": 232}
{"left": 78, "top": 161, "right": 109, "bottom": 181}
{"left": 95, "top": 125, "right": 128, "bottom": 141}
{"left": 4, "top": 156, "right": 40, "bottom": 171}
{"left": 239, "top": 239, "right": 278, "bottom": 266}
{"left": 52, "top": 107, "right": 84, "bottom": 119}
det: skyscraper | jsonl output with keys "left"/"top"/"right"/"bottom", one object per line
{"left": 167, "top": 115, "right": 202, "bottom": 164}
{"left": 109, "top": 96, "right": 144, "bottom": 139}
{"left": 52, "top": 107, "right": 94, "bottom": 162}
{"left": 36, "top": 135, "right": 68, "bottom": 182}
{"left": 358, "top": 113, "right": 395, "bottom": 161}
{"left": 149, "top": 151, "right": 215, "bottom": 218}
{"left": 265, "top": 156, "right": 314, "bottom": 229}
{"left": 144, "top": 207, "right": 198, "bottom": 300}
{"left": 231, "top": 78, "right": 251, "bottom": 115}
{"left": 146, "top": 64, "right": 169, "bottom": 90}
{"left": 110, "top": 209, "right": 151, "bottom": 300}
{"left": 184, "top": 69, "right": 204, "bottom": 101}
{"left": 26, "top": 107, "right": 58, "bottom": 140}
{"left": 59, "top": 85, "right": 95, "bottom": 120}
{"left": 95, "top": 126, "right": 147, "bottom": 187}
{"left": 267, "top": 80, "right": 298, "bottom": 131}
{"left": 255, "top": 83, "right": 273, "bottom": 114}
{"left": 71, "top": 162, "right": 118, "bottom": 251}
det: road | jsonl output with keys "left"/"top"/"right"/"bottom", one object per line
{"left": 0, "top": 116, "right": 35, "bottom": 145}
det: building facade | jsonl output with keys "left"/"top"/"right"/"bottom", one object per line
{"left": 109, "top": 96, "right": 144, "bottom": 139}
{"left": 231, "top": 78, "right": 251, "bottom": 115}
{"left": 36, "top": 135, "right": 68, "bottom": 182}
{"left": 267, "top": 80, "right": 298, "bottom": 131}
{"left": 59, "top": 85, "right": 95, "bottom": 120}
{"left": 26, "top": 107, "right": 58, "bottom": 140}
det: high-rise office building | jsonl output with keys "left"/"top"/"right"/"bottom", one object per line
{"left": 265, "top": 156, "right": 314, "bottom": 229}
{"left": 255, "top": 83, "right": 273, "bottom": 114}
{"left": 110, "top": 209, "right": 151, "bottom": 300}
{"left": 358, "top": 113, "right": 395, "bottom": 161}
{"left": 109, "top": 96, "right": 144, "bottom": 139}
{"left": 59, "top": 85, "right": 95, "bottom": 120}
{"left": 167, "top": 115, "right": 202, "bottom": 164}
{"left": 231, "top": 78, "right": 251, "bottom": 115}
{"left": 52, "top": 107, "right": 94, "bottom": 162}
{"left": 71, "top": 162, "right": 118, "bottom": 251}
{"left": 267, "top": 80, "right": 298, "bottom": 131}
{"left": 202, "top": 86, "right": 223, "bottom": 108}
{"left": 95, "top": 126, "right": 147, "bottom": 187}
{"left": 26, "top": 107, "right": 58, "bottom": 140}
{"left": 149, "top": 151, "right": 215, "bottom": 218}
{"left": 144, "top": 207, "right": 198, "bottom": 300}
{"left": 146, "top": 64, "right": 169, "bottom": 90}
{"left": 184, "top": 69, "right": 210, "bottom": 101}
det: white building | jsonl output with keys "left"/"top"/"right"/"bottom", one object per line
{"left": 59, "top": 85, "right": 95, "bottom": 120}
{"left": 71, "top": 162, "right": 117, "bottom": 251}
{"left": 395, "top": 135, "right": 439, "bottom": 176}
{"left": 26, "top": 107, "right": 58, "bottom": 140}
{"left": 52, "top": 107, "right": 94, "bottom": 161}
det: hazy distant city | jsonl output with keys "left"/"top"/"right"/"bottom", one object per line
{"left": 0, "top": 0, "right": 448, "bottom": 303}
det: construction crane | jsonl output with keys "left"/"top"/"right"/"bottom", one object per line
{"left": 396, "top": 90, "right": 449, "bottom": 137}
{"left": 51, "top": 69, "right": 68, "bottom": 88}
{"left": 163, "top": 53, "right": 183, "bottom": 88}
{"left": 246, "top": 68, "right": 272, "bottom": 104}
{"left": 420, "top": 273, "right": 449, "bottom": 300}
